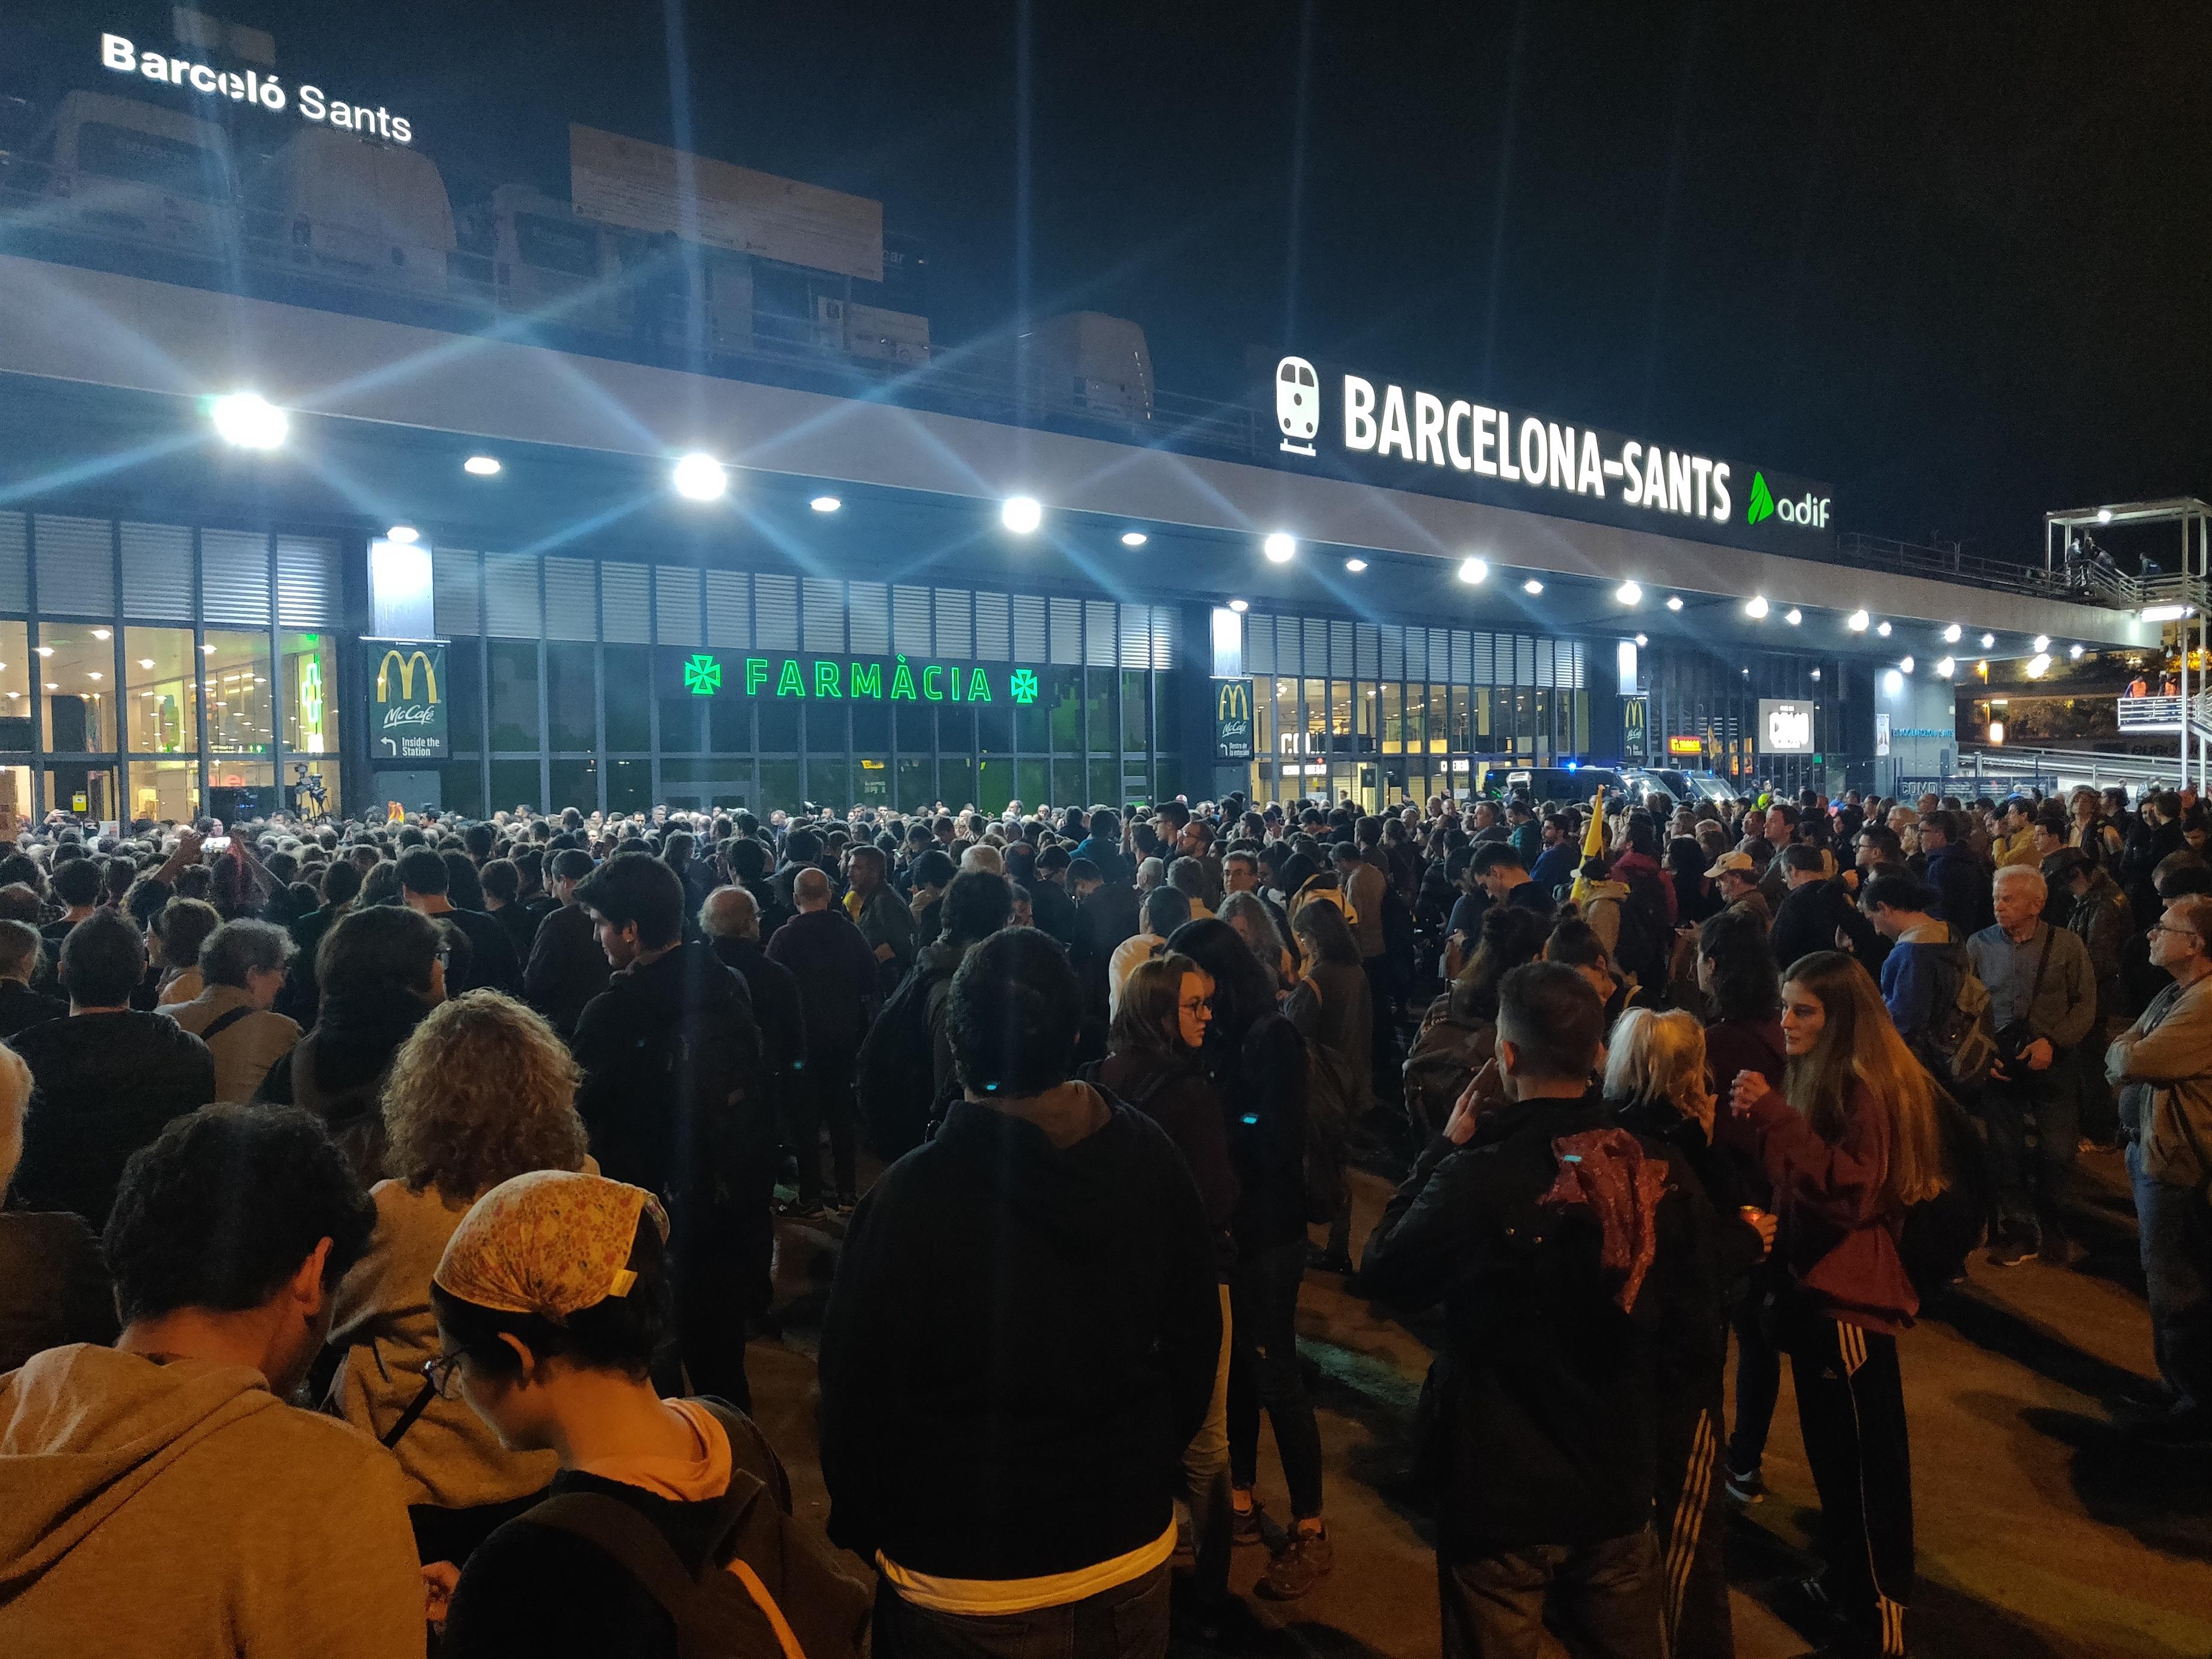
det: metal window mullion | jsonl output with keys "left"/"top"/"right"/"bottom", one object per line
{"left": 265, "top": 533, "right": 283, "bottom": 821}
{"left": 23, "top": 515, "right": 41, "bottom": 818}
{"left": 191, "top": 527, "right": 210, "bottom": 818}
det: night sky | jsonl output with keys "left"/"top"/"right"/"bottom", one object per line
{"left": 22, "top": 1, "right": 2212, "bottom": 561}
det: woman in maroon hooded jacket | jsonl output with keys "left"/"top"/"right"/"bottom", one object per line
{"left": 1723, "top": 951, "right": 1946, "bottom": 1659}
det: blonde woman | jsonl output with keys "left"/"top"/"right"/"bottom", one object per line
{"left": 1606, "top": 1007, "right": 1771, "bottom": 1658}
{"left": 1724, "top": 952, "right": 1945, "bottom": 1659}
{"left": 323, "top": 989, "right": 592, "bottom": 1569}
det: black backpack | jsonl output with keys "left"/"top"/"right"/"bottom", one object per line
{"left": 1910, "top": 943, "right": 1997, "bottom": 1095}
{"left": 854, "top": 960, "right": 951, "bottom": 1161}
{"left": 1898, "top": 1082, "right": 1990, "bottom": 1301}
{"left": 521, "top": 1403, "right": 872, "bottom": 1659}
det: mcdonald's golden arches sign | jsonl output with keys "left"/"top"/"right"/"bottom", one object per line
{"left": 1211, "top": 677, "right": 1255, "bottom": 762}
{"left": 366, "top": 638, "right": 449, "bottom": 761}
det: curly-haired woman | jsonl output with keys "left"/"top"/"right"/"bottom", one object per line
{"left": 322, "top": 989, "right": 593, "bottom": 1568}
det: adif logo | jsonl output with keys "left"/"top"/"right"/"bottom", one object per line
{"left": 1275, "top": 356, "right": 1318, "bottom": 456}
{"left": 1748, "top": 469, "right": 1831, "bottom": 529}
{"left": 1746, "top": 472, "right": 1777, "bottom": 525}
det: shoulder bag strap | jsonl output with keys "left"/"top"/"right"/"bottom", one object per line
{"left": 198, "top": 1005, "right": 256, "bottom": 1044}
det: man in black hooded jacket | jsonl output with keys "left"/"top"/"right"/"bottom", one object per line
{"left": 1362, "top": 961, "right": 1719, "bottom": 1659}
{"left": 820, "top": 927, "right": 1218, "bottom": 1656}
{"left": 572, "top": 853, "right": 766, "bottom": 1408}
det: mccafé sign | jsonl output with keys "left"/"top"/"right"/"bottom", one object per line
{"left": 366, "top": 640, "right": 448, "bottom": 762}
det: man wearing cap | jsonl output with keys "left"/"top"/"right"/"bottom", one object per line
{"left": 1706, "top": 850, "right": 1771, "bottom": 928}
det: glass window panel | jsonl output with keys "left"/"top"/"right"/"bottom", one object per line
{"left": 606, "top": 757, "right": 650, "bottom": 815}
{"left": 1122, "top": 671, "right": 1148, "bottom": 754}
{"left": 548, "top": 758, "right": 598, "bottom": 814}
{"left": 0, "top": 622, "right": 28, "bottom": 751}
{"left": 1048, "top": 668, "right": 1083, "bottom": 753}
{"left": 804, "top": 699, "right": 845, "bottom": 756}
{"left": 853, "top": 691, "right": 891, "bottom": 752}
{"left": 974, "top": 758, "right": 1011, "bottom": 815}
{"left": 48, "top": 763, "right": 117, "bottom": 820}
{"left": 974, "top": 698, "right": 1010, "bottom": 758}
{"left": 1426, "top": 685, "right": 1448, "bottom": 753}
{"left": 279, "top": 630, "right": 336, "bottom": 765}
{"left": 1273, "top": 677, "right": 1297, "bottom": 762}
{"left": 856, "top": 757, "right": 891, "bottom": 808}
{"left": 1051, "top": 759, "right": 1083, "bottom": 808}
{"left": 1358, "top": 683, "right": 1376, "bottom": 741}
{"left": 1086, "top": 668, "right": 1114, "bottom": 753}
{"left": 1088, "top": 759, "right": 1118, "bottom": 809}
{"left": 129, "top": 760, "right": 198, "bottom": 824}
{"left": 1403, "top": 683, "right": 1425, "bottom": 754}
{"left": 1475, "top": 687, "right": 1492, "bottom": 741}
{"left": 126, "top": 627, "right": 197, "bottom": 754}
{"left": 937, "top": 705, "right": 974, "bottom": 762}
{"left": 710, "top": 697, "right": 752, "bottom": 755}
{"left": 0, "top": 763, "right": 28, "bottom": 823}
{"left": 1450, "top": 686, "right": 1470, "bottom": 750}
{"left": 1013, "top": 683, "right": 1047, "bottom": 752}
{"left": 661, "top": 696, "right": 708, "bottom": 754}
{"left": 435, "top": 761, "right": 485, "bottom": 817}
{"left": 603, "top": 646, "right": 651, "bottom": 750}
{"left": 895, "top": 699, "right": 931, "bottom": 754}
{"left": 1303, "top": 680, "right": 1326, "bottom": 754}
{"left": 40, "top": 623, "right": 115, "bottom": 752}
{"left": 443, "top": 640, "right": 484, "bottom": 754}
{"left": 760, "top": 759, "right": 801, "bottom": 816}
{"left": 939, "top": 756, "right": 973, "bottom": 809}
{"left": 547, "top": 643, "right": 597, "bottom": 750}
{"left": 488, "top": 641, "right": 540, "bottom": 750}
{"left": 207, "top": 759, "right": 273, "bottom": 824}
{"left": 488, "top": 759, "right": 541, "bottom": 815}
{"left": 896, "top": 757, "right": 933, "bottom": 811}
{"left": 1331, "top": 680, "right": 1352, "bottom": 738}
{"left": 1015, "top": 758, "right": 1047, "bottom": 810}
{"left": 204, "top": 630, "right": 272, "bottom": 757}
{"left": 1382, "top": 683, "right": 1402, "bottom": 753}
{"left": 806, "top": 756, "right": 851, "bottom": 811}
{"left": 1154, "top": 756, "right": 1180, "bottom": 806}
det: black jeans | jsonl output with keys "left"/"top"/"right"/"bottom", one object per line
{"left": 1727, "top": 1284, "right": 1783, "bottom": 1476}
{"left": 1984, "top": 1058, "right": 2079, "bottom": 1245}
{"left": 790, "top": 1047, "right": 858, "bottom": 1204}
{"left": 1437, "top": 1528, "right": 1666, "bottom": 1659}
{"left": 1227, "top": 1237, "right": 1325, "bottom": 1517}
{"left": 872, "top": 1566, "right": 1169, "bottom": 1659}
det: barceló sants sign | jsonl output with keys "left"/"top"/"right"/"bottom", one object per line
{"left": 101, "top": 33, "right": 414, "bottom": 143}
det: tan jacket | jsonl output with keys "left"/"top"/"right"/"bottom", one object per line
{"left": 161, "top": 985, "right": 300, "bottom": 1105}
{"left": 0, "top": 1345, "right": 423, "bottom": 1658}
{"left": 326, "top": 1179, "right": 564, "bottom": 1510}
{"left": 2109, "top": 974, "right": 2212, "bottom": 1189}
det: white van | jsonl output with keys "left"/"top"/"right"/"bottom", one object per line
{"left": 46, "top": 89, "right": 236, "bottom": 252}
{"left": 252, "top": 126, "right": 455, "bottom": 295}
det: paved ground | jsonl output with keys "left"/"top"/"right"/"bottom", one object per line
{"left": 750, "top": 1146, "right": 2211, "bottom": 1658}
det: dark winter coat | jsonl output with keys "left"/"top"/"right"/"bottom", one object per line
{"left": 12, "top": 1012, "right": 216, "bottom": 1227}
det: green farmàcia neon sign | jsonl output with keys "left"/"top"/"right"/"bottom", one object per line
{"left": 663, "top": 652, "right": 1040, "bottom": 705}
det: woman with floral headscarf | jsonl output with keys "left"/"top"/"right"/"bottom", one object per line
{"left": 429, "top": 1168, "right": 869, "bottom": 1659}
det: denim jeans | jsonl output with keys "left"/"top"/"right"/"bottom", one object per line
{"left": 1227, "top": 1237, "right": 1325, "bottom": 1517}
{"left": 2128, "top": 1139, "right": 2211, "bottom": 1416}
{"left": 1437, "top": 1528, "right": 1665, "bottom": 1659}
{"left": 872, "top": 1565, "right": 1169, "bottom": 1659}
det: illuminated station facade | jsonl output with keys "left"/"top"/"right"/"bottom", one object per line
{"left": 0, "top": 19, "right": 2142, "bottom": 824}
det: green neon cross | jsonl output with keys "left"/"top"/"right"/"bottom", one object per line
{"left": 1010, "top": 668, "right": 1040, "bottom": 705}
{"left": 683, "top": 653, "right": 723, "bottom": 695}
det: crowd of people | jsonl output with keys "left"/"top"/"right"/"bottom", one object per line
{"left": 0, "top": 774, "right": 2206, "bottom": 1658}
